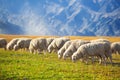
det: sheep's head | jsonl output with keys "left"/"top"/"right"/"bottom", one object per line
{"left": 72, "top": 53, "right": 78, "bottom": 62}
{"left": 7, "top": 44, "right": 13, "bottom": 50}
{"left": 48, "top": 45, "right": 53, "bottom": 53}
{"left": 58, "top": 54, "right": 62, "bottom": 59}
{"left": 64, "top": 49, "right": 73, "bottom": 60}
{"left": 63, "top": 51, "right": 70, "bottom": 60}
{"left": 58, "top": 50, "right": 62, "bottom": 59}
{"left": 14, "top": 45, "right": 19, "bottom": 51}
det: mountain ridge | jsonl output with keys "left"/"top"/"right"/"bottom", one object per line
{"left": 0, "top": 0, "right": 120, "bottom": 36}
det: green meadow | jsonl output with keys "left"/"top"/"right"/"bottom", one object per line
{"left": 0, "top": 49, "right": 120, "bottom": 80}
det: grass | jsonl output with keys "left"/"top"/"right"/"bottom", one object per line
{"left": 0, "top": 49, "right": 120, "bottom": 80}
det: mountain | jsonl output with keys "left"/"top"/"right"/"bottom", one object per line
{"left": 0, "top": 0, "right": 120, "bottom": 36}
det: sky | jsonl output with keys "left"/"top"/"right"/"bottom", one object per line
{"left": 0, "top": 0, "right": 120, "bottom": 36}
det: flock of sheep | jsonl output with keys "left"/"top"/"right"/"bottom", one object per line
{"left": 0, "top": 37, "right": 120, "bottom": 65}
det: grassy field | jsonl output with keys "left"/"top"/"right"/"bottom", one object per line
{"left": 0, "top": 34, "right": 120, "bottom": 80}
{"left": 0, "top": 49, "right": 120, "bottom": 80}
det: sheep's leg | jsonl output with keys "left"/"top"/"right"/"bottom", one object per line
{"left": 80, "top": 58, "right": 84, "bottom": 62}
{"left": 101, "top": 54, "right": 107, "bottom": 65}
{"left": 108, "top": 51, "right": 113, "bottom": 64}
{"left": 91, "top": 56, "right": 95, "bottom": 64}
{"left": 109, "top": 55, "right": 113, "bottom": 65}
{"left": 85, "top": 59, "right": 88, "bottom": 64}
{"left": 37, "top": 49, "right": 42, "bottom": 54}
{"left": 84, "top": 56, "right": 88, "bottom": 64}
{"left": 98, "top": 56, "right": 102, "bottom": 64}
{"left": 43, "top": 50, "right": 47, "bottom": 55}
{"left": 99, "top": 58, "right": 102, "bottom": 64}
{"left": 34, "top": 50, "right": 36, "bottom": 54}
{"left": 30, "top": 49, "right": 34, "bottom": 54}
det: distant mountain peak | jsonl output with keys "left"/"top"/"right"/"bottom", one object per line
{"left": 0, "top": 0, "right": 120, "bottom": 36}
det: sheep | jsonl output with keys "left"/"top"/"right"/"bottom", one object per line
{"left": 91, "top": 39, "right": 110, "bottom": 43}
{"left": 13, "top": 44, "right": 19, "bottom": 51}
{"left": 57, "top": 39, "right": 83, "bottom": 59}
{"left": 14, "top": 38, "right": 32, "bottom": 51}
{"left": 45, "top": 38, "right": 54, "bottom": 51}
{"left": 72, "top": 42, "right": 109, "bottom": 65}
{"left": 63, "top": 40, "right": 90, "bottom": 60}
{"left": 0, "top": 38, "right": 7, "bottom": 50}
{"left": 29, "top": 38, "right": 47, "bottom": 54}
{"left": 91, "top": 39, "right": 112, "bottom": 64}
{"left": 111, "top": 42, "right": 120, "bottom": 54}
{"left": 48, "top": 37, "right": 70, "bottom": 53}
{"left": 57, "top": 41, "right": 72, "bottom": 59}
{"left": 6, "top": 38, "right": 20, "bottom": 50}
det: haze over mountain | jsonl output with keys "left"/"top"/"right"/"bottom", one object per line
{"left": 0, "top": 0, "right": 120, "bottom": 36}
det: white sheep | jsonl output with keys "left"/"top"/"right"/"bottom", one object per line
{"left": 72, "top": 42, "right": 108, "bottom": 65}
{"left": 29, "top": 38, "right": 47, "bottom": 54}
{"left": 111, "top": 42, "right": 120, "bottom": 54}
{"left": 91, "top": 39, "right": 112, "bottom": 64}
{"left": 0, "top": 38, "right": 7, "bottom": 50}
{"left": 57, "top": 41, "right": 72, "bottom": 59}
{"left": 6, "top": 38, "right": 20, "bottom": 50}
{"left": 63, "top": 40, "right": 90, "bottom": 60}
{"left": 13, "top": 44, "right": 19, "bottom": 51}
{"left": 48, "top": 37, "right": 70, "bottom": 53}
{"left": 45, "top": 38, "right": 54, "bottom": 51}
{"left": 14, "top": 38, "right": 32, "bottom": 51}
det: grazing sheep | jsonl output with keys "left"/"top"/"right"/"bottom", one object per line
{"left": 29, "top": 38, "right": 47, "bottom": 54}
{"left": 72, "top": 42, "right": 108, "bottom": 65}
{"left": 102, "top": 42, "right": 112, "bottom": 64}
{"left": 111, "top": 42, "right": 120, "bottom": 54}
{"left": 13, "top": 44, "right": 19, "bottom": 51}
{"left": 63, "top": 40, "right": 90, "bottom": 60}
{"left": 91, "top": 39, "right": 112, "bottom": 64}
{"left": 45, "top": 38, "right": 54, "bottom": 51}
{"left": 14, "top": 38, "right": 32, "bottom": 51}
{"left": 57, "top": 41, "right": 72, "bottom": 59}
{"left": 0, "top": 38, "right": 7, "bottom": 50}
{"left": 48, "top": 37, "right": 70, "bottom": 53}
{"left": 6, "top": 38, "right": 20, "bottom": 50}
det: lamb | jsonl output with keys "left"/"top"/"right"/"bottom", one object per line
{"left": 29, "top": 38, "right": 47, "bottom": 54}
{"left": 6, "top": 38, "right": 20, "bottom": 50}
{"left": 63, "top": 40, "right": 90, "bottom": 60}
{"left": 0, "top": 38, "right": 7, "bottom": 50}
{"left": 14, "top": 38, "right": 32, "bottom": 51}
{"left": 111, "top": 42, "right": 120, "bottom": 54}
{"left": 48, "top": 37, "right": 70, "bottom": 53}
{"left": 72, "top": 42, "right": 109, "bottom": 65}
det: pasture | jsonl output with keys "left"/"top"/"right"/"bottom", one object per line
{"left": 0, "top": 34, "right": 120, "bottom": 80}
